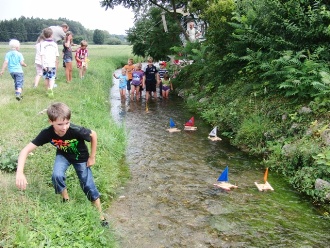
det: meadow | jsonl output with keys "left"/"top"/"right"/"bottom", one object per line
{"left": 0, "top": 44, "right": 135, "bottom": 247}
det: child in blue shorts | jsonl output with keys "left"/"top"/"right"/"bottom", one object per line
{"left": 113, "top": 68, "right": 128, "bottom": 101}
{"left": 0, "top": 39, "right": 27, "bottom": 101}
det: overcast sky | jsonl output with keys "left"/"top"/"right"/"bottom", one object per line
{"left": 0, "top": 0, "right": 135, "bottom": 35}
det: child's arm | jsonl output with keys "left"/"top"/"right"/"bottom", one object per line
{"left": 87, "top": 130, "right": 97, "bottom": 167}
{"left": 156, "top": 72, "right": 160, "bottom": 85}
{"left": 20, "top": 60, "right": 27, "bottom": 67}
{"left": 0, "top": 61, "right": 8, "bottom": 75}
{"left": 75, "top": 50, "right": 81, "bottom": 62}
{"left": 142, "top": 75, "right": 146, "bottom": 89}
{"left": 16, "top": 142, "right": 38, "bottom": 190}
{"left": 113, "top": 73, "right": 118, "bottom": 79}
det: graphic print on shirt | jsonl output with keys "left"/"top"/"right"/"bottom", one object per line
{"left": 51, "top": 138, "right": 80, "bottom": 160}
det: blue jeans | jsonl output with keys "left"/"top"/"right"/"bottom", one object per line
{"left": 52, "top": 154, "right": 100, "bottom": 201}
{"left": 10, "top": 72, "right": 24, "bottom": 90}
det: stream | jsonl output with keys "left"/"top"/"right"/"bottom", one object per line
{"left": 108, "top": 70, "right": 330, "bottom": 248}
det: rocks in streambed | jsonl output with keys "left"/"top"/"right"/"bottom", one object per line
{"left": 315, "top": 178, "right": 330, "bottom": 200}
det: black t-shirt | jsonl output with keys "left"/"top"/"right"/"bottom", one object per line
{"left": 145, "top": 65, "right": 158, "bottom": 83}
{"left": 32, "top": 123, "right": 92, "bottom": 163}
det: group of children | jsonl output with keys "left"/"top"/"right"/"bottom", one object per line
{"left": 113, "top": 57, "right": 173, "bottom": 102}
{"left": 0, "top": 26, "right": 89, "bottom": 100}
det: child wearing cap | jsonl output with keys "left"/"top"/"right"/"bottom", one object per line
{"left": 158, "top": 61, "right": 168, "bottom": 98}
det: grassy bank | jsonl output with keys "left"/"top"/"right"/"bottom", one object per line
{"left": 0, "top": 44, "right": 135, "bottom": 247}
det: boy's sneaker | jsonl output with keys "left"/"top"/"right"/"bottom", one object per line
{"left": 62, "top": 198, "right": 69, "bottom": 203}
{"left": 15, "top": 94, "right": 22, "bottom": 101}
{"left": 101, "top": 219, "right": 109, "bottom": 227}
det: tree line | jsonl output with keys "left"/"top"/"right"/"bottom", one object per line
{"left": 0, "top": 16, "right": 128, "bottom": 45}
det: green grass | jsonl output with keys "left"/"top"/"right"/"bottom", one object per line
{"left": 0, "top": 44, "right": 136, "bottom": 247}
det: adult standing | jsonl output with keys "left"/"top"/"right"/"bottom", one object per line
{"left": 49, "top": 23, "right": 70, "bottom": 43}
{"left": 186, "top": 21, "right": 200, "bottom": 42}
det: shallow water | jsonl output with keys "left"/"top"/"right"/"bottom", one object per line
{"left": 108, "top": 72, "right": 330, "bottom": 248}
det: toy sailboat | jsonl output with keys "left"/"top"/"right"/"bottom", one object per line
{"left": 208, "top": 127, "right": 222, "bottom": 141}
{"left": 167, "top": 118, "right": 181, "bottom": 132}
{"left": 184, "top": 116, "right": 197, "bottom": 131}
{"left": 213, "top": 166, "right": 238, "bottom": 191}
{"left": 254, "top": 167, "right": 274, "bottom": 191}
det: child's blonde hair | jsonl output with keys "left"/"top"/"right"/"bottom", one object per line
{"left": 9, "top": 39, "right": 20, "bottom": 49}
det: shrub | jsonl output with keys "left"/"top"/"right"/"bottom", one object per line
{"left": 0, "top": 148, "right": 18, "bottom": 173}
{"left": 232, "top": 113, "right": 271, "bottom": 153}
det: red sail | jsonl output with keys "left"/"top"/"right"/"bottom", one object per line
{"left": 185, "top": 116, "right": 194, "bottom": 126}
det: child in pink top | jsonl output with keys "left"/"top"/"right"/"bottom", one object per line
{"left": 75, "top": 40, "right": 88, "bottom": 79}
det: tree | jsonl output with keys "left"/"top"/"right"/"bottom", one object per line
{"left": 100, "top": 0, "right": 193, "bottom": 40}
{"left": 93, "top": 29, "right": 105, "bottom": 44}
{"left": 126, "top": 7, "right": 182, "bottom": 60}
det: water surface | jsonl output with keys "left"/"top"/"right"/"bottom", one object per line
{"left": 108, "top": 73, "right": 330, "bottom": 248}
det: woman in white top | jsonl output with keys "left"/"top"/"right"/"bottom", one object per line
{"left": 186, "top": 22, "right": 200, "bottom": 42}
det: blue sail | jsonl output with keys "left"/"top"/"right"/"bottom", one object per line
{"left": 170, "top": 118, "right": 176, "bottom": 128}
{"left": 217, "top": 166, "right": 229, "bottom": 182}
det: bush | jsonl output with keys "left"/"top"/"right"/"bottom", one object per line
{"left": 0, "top": 148, "right": 18, "bottom": 172}
{"left": 232, "top": 113, "right": 272, "bottom": 153}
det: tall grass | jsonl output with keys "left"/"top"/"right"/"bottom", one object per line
{"left": 0, "top": 44, "right": 135, "bottom": 247}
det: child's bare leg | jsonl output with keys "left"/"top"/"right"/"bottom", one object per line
{"left": 130, "top": 86, "right": 135, "bottom": 100}
{"left": 34, "top": 75, "right": 41, "bottom": 87}
{"left": 61, "top": 188, "right": 69, "bottom": 200}
{"left": 136, "top": 86, "right": 140, "bottom": 101}
{"left": 48, "top": 79, "right": 55, "bottom": 89}
{"left": 92, "top": 198, "right": 105, "bottom": 220}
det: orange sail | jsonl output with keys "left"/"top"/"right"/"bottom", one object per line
{"left": 263, "top": 168, "right": 269, "bottom": 183}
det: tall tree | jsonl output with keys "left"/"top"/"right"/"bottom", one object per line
{"left": 93, "top": 29, "right": 105, "bottom": 44}
{"left": 100, "top": 0, "right": 193, "bottom": 40}
{"left": 126, "top": 7, "right": 182, "bottom": 60}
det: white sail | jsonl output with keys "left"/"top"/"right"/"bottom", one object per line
{"left": 209, "top": 127, "right": 217, "bottom": 137}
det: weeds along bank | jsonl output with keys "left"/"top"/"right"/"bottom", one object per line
{"left": 0, "top": 44, "right": 133, "bottom": 247}
{"left": 174, "top": 62, "right": 330, "bottom": 213}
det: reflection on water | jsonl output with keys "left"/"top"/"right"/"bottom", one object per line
{"left": 109, "top": 73, "right": 330, "bottom": 248}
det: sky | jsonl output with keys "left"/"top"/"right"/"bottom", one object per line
{"left": 0, "top": 0, "right": 135, "bottom": 35}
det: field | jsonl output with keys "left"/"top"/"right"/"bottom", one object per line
{"left": 0, "top": 44, "right": 135, "bottom": 247}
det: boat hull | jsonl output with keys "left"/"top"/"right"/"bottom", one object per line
{"left": 213, "top": 182, "right": 238, "bottom": 191}
{"left": 184, "top": 126, "right": 197, "bottom": 131}
{"left": 208, "top": 136, "right": 222, "bottom": 141}
{"left": 254, "top": 181, "right": 274, "bottom": 191}
{"left": 167, "top": 128, "right": 181, "bottom": 133}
